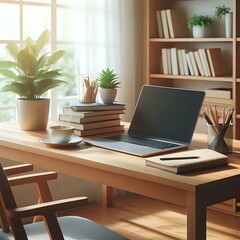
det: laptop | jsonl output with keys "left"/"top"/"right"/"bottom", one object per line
{"left": 84, "top": 85, "right": 205, "bottom": 157}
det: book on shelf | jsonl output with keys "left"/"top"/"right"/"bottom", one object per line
{"left": 167, "top": 48, "right": 172, "bottom": 74}
{"left": 198, "top": 49, "right": 211, "bottom": 77}
{"left": 204, "top": 97, "right": 232, "bottom": 105}
{"left": 59, "top": 113, "right": 121, "bottom": 124}
{"left": 74, "top": 125, "right": 124, "bottom": 137}
{"left": 161, "top": 48, "right": 168, "bottom": 74}
{"left": 185, "top": 53, "right": 194, "bottom": 76}
{"left": 205, "top": 88, "right": 232, "bottom": 99}
{"left": 67, "top": 119, "right": 121, "bottom": 131}
{"left": 206, "top": 48, "right": 224, "bottom": 77}
{"left": 181, "top": 49, "right": 189, "bottom": 75}
{"left": 170, "top": 48, "right": 179, "bottom": 75}
{"left": 188, "top": 51, "right": 199, "bottom": 76}
{"left": 177, "top": 49, "right": 185, "bottom": 75}
{"left": 160, "top": 10, "right": 169, "bottom": 38}
{"left": 194, "top": 51, "right": 205, "bottom": 77}
{"left": 156, "top": 10, "right": 164, "bottom": 38}
{"left": 70, "top": 101, "right": 126, "bottom": 111}
{"left": 63, "top": 107, "right": 125, "bottom": 117}
{"left": 145, "top": 149, "right": 229, "bottom": 174}
{"left": 165, "top": 9, "right": 188, "bottom": 38}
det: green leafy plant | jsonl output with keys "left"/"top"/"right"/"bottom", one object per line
{"left": 0, "top": 30, "right": 67, "bottom": 99}
{"left": 187, "top": 15, "right": 213, "bottom": 29}
{"left": 215, "top": 4, "right": 231, "bottom": 21}
{"left": 98, "top": 68, "right": 120, "bottom": 89}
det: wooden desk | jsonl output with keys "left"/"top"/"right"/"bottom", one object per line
{"left": 1, "top": 122, "right": 240, "bottom": 240}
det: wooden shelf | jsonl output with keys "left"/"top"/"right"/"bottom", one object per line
{"left": 150, "top": 74, "right": 233, "bottom": 82}
{"left": 150, "top": 38, "right": 234, "bottom": 43}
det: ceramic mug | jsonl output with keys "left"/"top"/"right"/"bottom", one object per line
{"left": 48, "top": 125, "right": 74, "bottom": 143}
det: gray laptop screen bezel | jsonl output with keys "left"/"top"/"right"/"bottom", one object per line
{"left": 128, "top": 85, "right": 205, "bottom": 145}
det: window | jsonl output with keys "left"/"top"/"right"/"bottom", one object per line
{"left": 0, "top": 0, "right": 143, "bottom": 122}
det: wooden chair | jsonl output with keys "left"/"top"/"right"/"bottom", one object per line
{"left": 0, "top": 163, "right": 57, "bottom": 232}
{"left": 0, "top": 163, "right": 128, "bottom": 240}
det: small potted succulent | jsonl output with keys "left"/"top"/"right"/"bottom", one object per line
{"left": 187, "top": 15, "right": 213, "bottom": 38}
{"left": 215, "top": 4, "right": 232, "bottom": 38}
{"left": 98, "top": 68, "right": 120, "bottom": 104}
{"left": 0, "top": 30, "right": 67, "bottom": 130}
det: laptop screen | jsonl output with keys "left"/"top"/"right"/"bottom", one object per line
{"left": 128, "top": 85, "right": 205, "bottom": 144}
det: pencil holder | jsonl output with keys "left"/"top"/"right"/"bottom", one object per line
{"left": 207, "top": 123, "right": 233, "bottom": 154}
{"left": 79, "top": 74, "right": 98, "bottom": 103}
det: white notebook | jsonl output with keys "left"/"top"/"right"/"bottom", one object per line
{"left": 145, "top": 149, "right": 229, "bottom": 174}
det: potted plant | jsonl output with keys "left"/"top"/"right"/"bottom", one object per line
{"left": 215, "top": 4, "right": 232, "bottom": 38}
{"left": 0, "top": 30, "right": 67, "bottom": 130}
{"left": 187, "top": 15, "right": 213, "bottom": 38}
{"left": 98, "top": 68, "right": 120, "bottom": 104}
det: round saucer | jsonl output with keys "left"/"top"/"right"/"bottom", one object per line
{"left": 41, "top": 135, "right": 83, "bottom": 147}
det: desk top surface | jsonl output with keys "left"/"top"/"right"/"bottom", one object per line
{"left": 1, "top": 121, "right": 240, "bottom": 192}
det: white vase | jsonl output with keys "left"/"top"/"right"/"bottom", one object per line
{"left": 99, "top": 88, "right": 117, "bottom": 104}
{"left": 225, "top": 12, "right": 233, "bottom": 38}
{"left": 17, "top": 98, "right": 50, "bottom": 130}
{"left": 192, "top": 26, "right": 209, "bottom": 38}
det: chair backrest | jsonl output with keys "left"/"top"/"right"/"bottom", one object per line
{"left": 0, "top": 163, "right": 28, "bottom": 239}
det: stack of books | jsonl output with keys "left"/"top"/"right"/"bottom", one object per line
{"left": 59, "top": 101, "right": 125, "bottom": 137}
{"left": 161, "top": 47, "right": 224, "bottom": 77}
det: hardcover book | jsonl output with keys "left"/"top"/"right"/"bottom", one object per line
{"left": 165, "top": 9, "right": 188, "bottom": 38}
{"left": 59, "top": 113, "right": 121, "bottom": 124}
{"left": 70, "top": 101, "right": 126, "bottom": 111}
{"left": 145, "top": 149, "right": 229, "bottom": 174}
{"left": 68, "top": 119, "right": 121, "bottom": 130}
{"left": 205, "top": 88, "right": 232, "bottom": 99}
{"left": 206, "top": 48, "right": 224, "bottom": 77}
{"left": 74, "top": 125, "right": 124, "bottom": 137}
{"left": 63, "top": 107, "right": 125, "bottom": 117}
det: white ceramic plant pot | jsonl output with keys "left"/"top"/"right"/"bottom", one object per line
{"left": 17, "top": 98, "right": 50, "bottom": 130}
{"left": 225, "top": 12, "right": 233, "bottom": 38}
{"left": 192, "top": 26, "right": 209, "bottom": 38}
{"left": 99, "top": 88, "right": 117, "bottom": 104}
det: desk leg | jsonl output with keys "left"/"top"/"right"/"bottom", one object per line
{"left": 186, "top": 192, "right": 206, "bottom": 240}
{"left": 101, "top": 185, "right": 113, "bottom": 207}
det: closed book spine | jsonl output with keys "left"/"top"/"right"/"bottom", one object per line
{"left": 74, "top": 125, "right": 124, "bottom": 137}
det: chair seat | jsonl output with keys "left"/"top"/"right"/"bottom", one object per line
{"left": 0, "top": 216, "right": 128, "bottom": 240}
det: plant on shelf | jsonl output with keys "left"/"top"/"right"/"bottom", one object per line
{"left": 215, "top": 4, "right": 231, "bottom": 22}
{"left": 98, "top": 68, "right": 120, "bottom": 104}
{"left": 0, "top": 29, "right": 68, "bottom": 130}
{"left": 215, "top": 4, "right": 232, "bottom": 38}
{"left": 187, "top": 15, "right": 212, "bottom": 29}
{"left": 187, "top": 15, "right": 213, "bottom": 38}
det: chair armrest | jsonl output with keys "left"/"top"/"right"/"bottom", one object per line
{"left": 8, "top": 172, "right": 57, "bottom": 186}
{"left": 7, "top": 196, "right": 88, "bottom": 219}
{"left": 4, "top": 164, "right": 33, "bottom": 176}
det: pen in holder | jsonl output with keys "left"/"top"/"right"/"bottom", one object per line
{"left": 202, "top": 106, "right": 234, "bottom": 154}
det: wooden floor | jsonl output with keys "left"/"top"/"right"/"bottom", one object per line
{"left": 63, "top": 194, "right": 240, "bottom": 240}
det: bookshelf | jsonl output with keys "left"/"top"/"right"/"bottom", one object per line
{"left": 145, "top": 0, "right": 240, "bottom": 139}
{"left": 145, "top": 0, "right": 240, "bottom": 218}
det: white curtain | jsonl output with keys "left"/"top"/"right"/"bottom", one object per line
{"left": 63, "top": 0, "right": 144, "bottom": 121}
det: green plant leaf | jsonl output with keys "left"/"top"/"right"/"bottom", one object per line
{"left": 1, "top": 82, "right": 27, "bottom": 97}
{"left": 0, "top": 61, "right": 18, "bottom": 69}
{"left": 34, "top": 79, "right": 66, "bottom": 97}
{"left": 0, "top": 69, "right": 17, "bottom": 80}
{"left": 35, "top": 70, "right": 62, "bottom": 81}
{"left": 36, "top": 29, "right": 51, "bottom": 55}
{"left": 47, "top": 50, "right": 65, "bottom": 66}
{"left": 17, "top": 75, "right": 34, "bottom": 84}
{"left": 6, "top": 43, "right": 20, "bottom": 61}
{"left": 17, "top": 49, "right": 37, "bottom": 76}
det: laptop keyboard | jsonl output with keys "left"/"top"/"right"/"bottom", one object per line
{"left": 108, "top": 135, "right": 179, "bottom": 149}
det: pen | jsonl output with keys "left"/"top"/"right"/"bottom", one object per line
{"left": 160, "top": 156, "right": 200, "bottom": 160}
